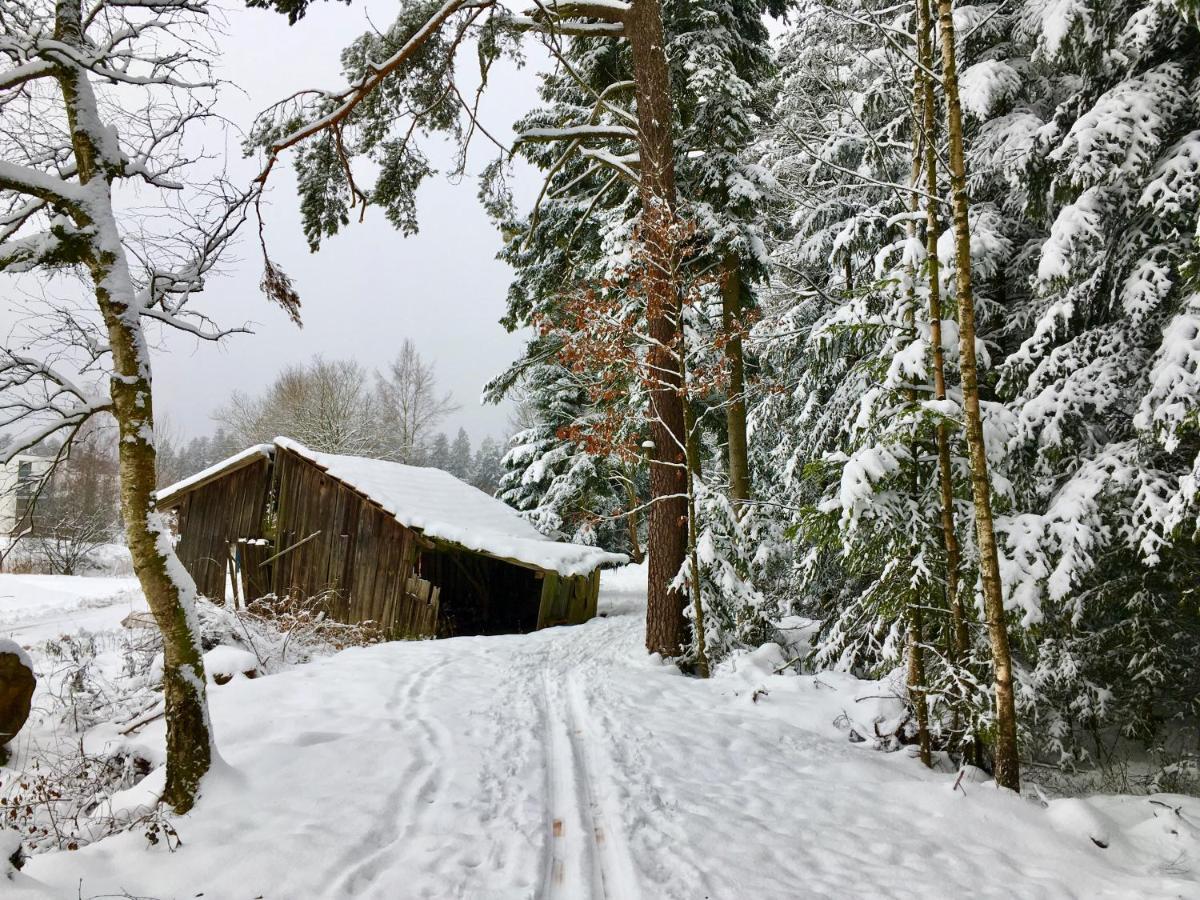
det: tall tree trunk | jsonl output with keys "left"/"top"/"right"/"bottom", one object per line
{"left": 55, "top": 0, "right": 214, "bottom": 813}
{"left": 918, "top": 0, "right": 969, "bottom": 761}
{"left": 904, "top": 71, "right": 932, "bottom": 768}
{"left": 628, "top": 0, "right": 690, "bottom": 657}
{"left": 679, "top": 339, "right": 710, "bottom": 677}
{"left": 935, "top": 0, "right": 1020, "bottom": 791}
{"left": 919, "top": 0, "right": 966, "bottom": 669}
{"left": 721, "top": 254, "right": 751, "bottom": 509}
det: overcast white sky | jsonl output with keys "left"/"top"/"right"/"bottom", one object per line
{"left": 148, "top": 2, "right": 545, "bottom": 444}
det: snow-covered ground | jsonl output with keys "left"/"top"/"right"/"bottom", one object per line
{"left": 0, "top": 573, "right": 143, "bottom": 643}
{"left": 5, "top": 566, "right": 1200, "bottom": 899}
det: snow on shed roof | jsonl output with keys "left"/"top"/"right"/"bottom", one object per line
{"left": 276, "top": 438, "right": 626, "bottom": 577}
{"left": 155, "top": 443, "right": 274, "bottom": 508}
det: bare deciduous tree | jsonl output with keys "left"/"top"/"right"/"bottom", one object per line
{"left": 0, "top": 0, "right": 284, "bottom": 812}
{"left": 375, "top": 339, "right": 458, "bottom": 463}
{"left": 26, "top": 428, "right": 120, "bottom": 575}
{"left": 215, "top": 356, "right": 381, "bottom": 455}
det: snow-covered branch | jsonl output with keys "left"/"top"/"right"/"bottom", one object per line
{"left": 0, "top": 160, "right": 86, "bottom": 208}
{"left": 517, "top": 124, "right": 637, "bottom": 143}
{"left": 500, "top": 12, "right": 625, "bottom": 36}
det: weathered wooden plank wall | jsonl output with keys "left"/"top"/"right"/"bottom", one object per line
{"left": 173, "top": 458, "right": 272, "bottom": 600}
{"left": 271, "top": 449, "right": 438, "bottom": 638}
{"left": 536, "top": 569, "right": 600, "bottom": 630}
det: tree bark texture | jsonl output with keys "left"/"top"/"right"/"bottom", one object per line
{"left": 935, "top": 0, "right": 1020, "bottom": 791}
{"left": 627, "top": 0, "right": 690, "bottom": 658}
{"left": 721, "top": 254, "right": 751, "bottom": 508}
{"left": 55, "top": 0, "right": 214, "bottom": 813}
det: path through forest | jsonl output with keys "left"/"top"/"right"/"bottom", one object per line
{"left": 16, "top": 568, "right": 1200, "bottom": 899}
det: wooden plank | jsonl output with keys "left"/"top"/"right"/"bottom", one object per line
{"left": 536, "top": 571, "right": 558, "bottom": 630}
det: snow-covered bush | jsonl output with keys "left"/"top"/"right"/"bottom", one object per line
{"left": 3, "top": 593, "right": 384, "bottom": 857}
{"left": 194, "top": 594, "right": 387, "bottom": 672}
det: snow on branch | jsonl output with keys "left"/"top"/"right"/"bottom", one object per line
{"left": 0, "top": 160, "right": 86, "bottom": 208}
{"left": 517, "top": 124, "right": 637, "bottom": 143}
{"left": 528, "top": 0, "right": 629, "bottom": 19}
{"left": 578, "top": 147, "right": 640, "bottom": 185}
{"left": 0, "top": 59, "right": 56, "bottom": 92}
{"left": 499, "top": 12, "right": 624, "bottom": 36}
{"left": 0, "top": 350, "right": 112, "bottom": 463}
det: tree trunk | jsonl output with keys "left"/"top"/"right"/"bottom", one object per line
{"left": 721, "top": 254, "right": 751, "bottom": 509}
{"left": 623, "top": 474, "right": 645, "bottom": 564}
{"left": 55, "top": 0, "right": 214, "bottom": 813}
{"left": 919, "top": 0, "right": 966, "bottom": 668}
{"left": 907, "top": 604, "right": 933, "bottom": 767}
{"left": 680, "top": 345, "right": 710, "bottom": 678}
{"left": 918, "top": 0, "right": 969, "bottom": 764}
{"left": 628, "top": 0, "right": 690, "bottom": 657}
{"left": 904, "top": 74, "right": 932, "bottom": 768}
{"left": 935, "top": 0, "right": 1020, "bottom": 792}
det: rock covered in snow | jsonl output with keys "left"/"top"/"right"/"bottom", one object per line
{"left": 150, "top": 644, "right": 259, "bottom": 686}
{"left": 204, "top": 645, "right": 259, "bottom": 685}
{"left": 0, "top": 639, "right": 34, "bottom": 751}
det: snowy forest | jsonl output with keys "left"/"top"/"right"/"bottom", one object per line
{"left": 2, "top": 0, "right": 1200, "bottom": 896}
{"left": 490, "top": 0, "right": 1200, "bottom": 793}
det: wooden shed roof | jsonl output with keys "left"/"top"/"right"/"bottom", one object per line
{"left": 155, "top": 443, "right": 274, "bottom": 508}
{"left": 156, "top": 438, "right": 627, "bottom": 577}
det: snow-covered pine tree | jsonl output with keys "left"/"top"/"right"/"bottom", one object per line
{"left": 974, "top": 0, "right": 1200, "bottom": 761}
{"left": 448, "top": 428, "right": 473, "bottom": 480}
{"left": 490, "top": 0, "right": 778, "bottom": 663}
{"left": 495, "top": 367, "right": 633, "bottom": 549}
{"left": 250, "top": 0, "right": 697, "bottom": 659}
{"left": 664, "top": 0, "right": 775, "bottom": 506}
{"left": 764, "top": 0, "right": 1200, "bottom": 771}
{"left": 470, "top": 436, "right": 505, "bottom": 494}
{"left": 755, "top": 0, "right": 948, "bottom": 685}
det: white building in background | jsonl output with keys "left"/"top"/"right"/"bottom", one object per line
{"left": 0, "top": 454, "right": 52, "bottom": 535}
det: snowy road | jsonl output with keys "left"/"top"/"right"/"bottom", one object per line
{"left": 14, "top": 571, "right": 1200, "bottom": 899}
{"left": 0, "top": 574, "right": 143, "bottom": 641}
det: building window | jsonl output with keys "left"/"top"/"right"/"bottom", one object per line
{"left": 16, "top": 461, "right": 32, "bottom": 499}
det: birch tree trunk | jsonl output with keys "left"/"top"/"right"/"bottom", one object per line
{"left": 721, "top": 254, "right": 751, "bottom": 508}
{"left": 54, "top": 0, "right": 214, "bottom": 813}
{"left": 904, "top": 69, "right": 932, "bottom": 768}
{"left": 627, "top": 0, "right": 691, "bottom": 658}
{"left": 918, "top": 0, "right": 971, "bottom": 759}
{"left": 919, "top": 0, "right": 966, "bottom": 667}
{"left": 935, "top": 0, "right": 1020, "bottom": 791}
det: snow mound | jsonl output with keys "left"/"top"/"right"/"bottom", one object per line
{"left": 203, "top": 646, "right": 259, "bottom": 683}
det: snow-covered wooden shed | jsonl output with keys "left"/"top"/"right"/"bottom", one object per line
{"left": 156, "top": 438, "right": 624, "bottom": 639}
